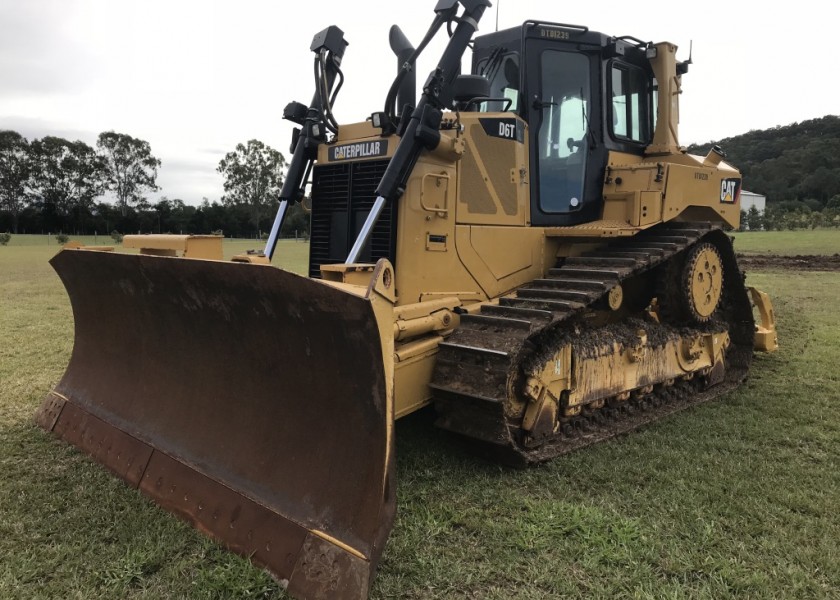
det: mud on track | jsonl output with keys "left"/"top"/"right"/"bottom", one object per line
{"left": 736, "top": 253, "right": 840, "bottom": 272}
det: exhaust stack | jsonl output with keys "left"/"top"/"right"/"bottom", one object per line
{"left": 389, "top": 25, "right": 416, "bottom": 113}
{"left": 646, "top": 42, "right": 683, "bottom": 156}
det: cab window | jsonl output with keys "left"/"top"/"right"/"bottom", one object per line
{"left": 477, "top": 52, "right": 520, "bottom": 112}
{"left": 610, "top": 63, "right": 651, "bottom": 143}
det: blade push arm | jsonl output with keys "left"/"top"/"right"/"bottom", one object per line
{"left": 346, "top": 0, "right": 492, "bottom": 263}
{"left": 264, "top": 26, "right": 348, "bottom": 260}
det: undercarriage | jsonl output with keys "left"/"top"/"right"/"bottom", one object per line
{"left": 431, "top": 223, "right": 755, "bottom": 465}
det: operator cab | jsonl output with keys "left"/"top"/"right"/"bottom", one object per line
{"left": 472, "top": 22, "right": 658, "bottom": 226}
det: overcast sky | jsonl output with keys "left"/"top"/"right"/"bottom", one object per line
{"left": 1, "top": 0, "right": 836, "bottom": 204}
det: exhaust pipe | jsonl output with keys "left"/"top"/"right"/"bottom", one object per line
{"left": 703, "top": 144, "right": 726, "bottom": 167}
{"left": 389, "top": 25, "right": 416, "bottom": 112}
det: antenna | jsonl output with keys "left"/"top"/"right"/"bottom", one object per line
{"left": 495, "top": 0, "right": 500, "bottom": 32}
{"left": 677, "top": 40, "right": 694, "bottom": 76}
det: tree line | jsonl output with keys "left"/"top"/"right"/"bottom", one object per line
{"left": 740, "top": 202, "right": 840, "bottom": 231}
{"left": 690, "top": 115, "right": 840, "bottom": 230}
{"left": 0, "top": 132, "right": 308, "bottom": 238}
{"left": 5, "top": 115, "right": 839, "bottom": 236}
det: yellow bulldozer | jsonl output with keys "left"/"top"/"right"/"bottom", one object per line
{"left": 36, "top": 1, "right": 778, "bottom": 598}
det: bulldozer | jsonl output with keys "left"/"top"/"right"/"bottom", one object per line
{"left": 35, "top": 1, "right": 778, "bottom": 598}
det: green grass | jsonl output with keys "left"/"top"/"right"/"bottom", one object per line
{"left": 1, "top": 238, "right": 838, "bottom": 598}
{"left": 0, "top": 239, "right": 310, "bottom": 599}
{"left": 0, "top": 234, "right": 310, "bottom": 273}
{"left": 379, "top": 269, "right": 840, "bottom": 598}
{"left": 731, "top": 229, "right": 840, "bottom": 255}
{"left": 7, "top": 228, "right": 838, "bottom": 257}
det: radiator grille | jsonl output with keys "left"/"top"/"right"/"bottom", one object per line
{"left": 308, "top": 159, "right": 396, "bottom": 278}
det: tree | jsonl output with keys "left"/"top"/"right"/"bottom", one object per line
{"left": 217, "top": 140, "right": 286, "bottom": 232}
{"left": 688, "top": 115, "right": 840, "bottom": 203}
{"left": 744, "top": 205, "right": 764, "bottom": 231}
{"left": 28, "top": 137, "right": 107, "bottom": 226}
{"left": 97, "top": 132, "right": 162, "bottom": 216}
{"left": 282, "top": 202, "right": 310, "bottom": 236}
{"left": 0, "top": 130, "right": 32, "bottom": 233}
{"left": 153, "top": 197, "right": 196, "bottom": 234}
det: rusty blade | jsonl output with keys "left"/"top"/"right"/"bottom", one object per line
{"left": 37, "top": 249, "right": 395, "bottom": 600}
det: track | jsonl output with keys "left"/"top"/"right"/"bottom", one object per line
{"left": 430, "top": 222, "right": 756, "bottom": 465}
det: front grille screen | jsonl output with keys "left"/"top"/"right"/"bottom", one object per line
{"left": 308, "top": 159, "right": 396, "bottom": 278}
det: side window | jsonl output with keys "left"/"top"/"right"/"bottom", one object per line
{"left": 477, "top": 52, "right": 520, "bottom": 112}
{"left": 610, "top": 64, "right": 651, "bottom": 143}
{"left": 652, "top": 78, "right": 659, "bottom": 133}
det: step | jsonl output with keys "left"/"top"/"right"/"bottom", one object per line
{"left": 437, "top": 341, "right": 510, "bottom": 360}
{"left": 564, "top": 255, "right": 639, "bottom": 268}
{"left": 548, "top": 267, "right": 623, "bottom": 280}
{"left": 460, "top": 312, "right": 532, "bottom": 331}
{"left": 518, "top": 286, "right": 602, "bottom": 301}
{"left": 636, "top": 235, "right": 691, "bottom": 245}
{"left": 481, "top": 304, "right": 553, "bottom": 321}
{"left": 428, "top": 383, "right": 502, "bottom": 405}
{"left": 620, "top": 241, "right": 679, "bottom": 252}
{"left": 534, "top": 277, "right": 610, "bottom": 292}
{"left": 500, "top": 296, "right": 583, "bottom": 312}
{"left": 600, "top": 247, "right": 665, "bottom": 258}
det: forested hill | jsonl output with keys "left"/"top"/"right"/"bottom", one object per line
{"left": 687, "top": 115, "right": 840, "bottom": 206}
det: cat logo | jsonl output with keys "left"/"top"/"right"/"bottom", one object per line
{"left": 720, "top": 178, "right": 741, "bottom": 204}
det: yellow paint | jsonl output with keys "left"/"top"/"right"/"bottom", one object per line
{"left": 123, "top": 234, "right": 224, "bottom": 260}
{"left": 311, "top": 530, "right": 368, "bottom": 562}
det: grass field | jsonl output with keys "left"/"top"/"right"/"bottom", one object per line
{"left": 0, "top": 234, "right": 311, "bottom": 271}
{"left": 731, "top": 228, "right": 840, "bottom": 255}
{"left": 1, "top": 234, "right": 839, "bottom": 599}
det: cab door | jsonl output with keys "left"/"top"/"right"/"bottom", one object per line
{"left": 525, "top": 39, "right": 605, "bottom": 226}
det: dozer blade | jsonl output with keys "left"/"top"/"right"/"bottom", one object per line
{"left": 36, "top": 249, "right": 396, "bottom": 600}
